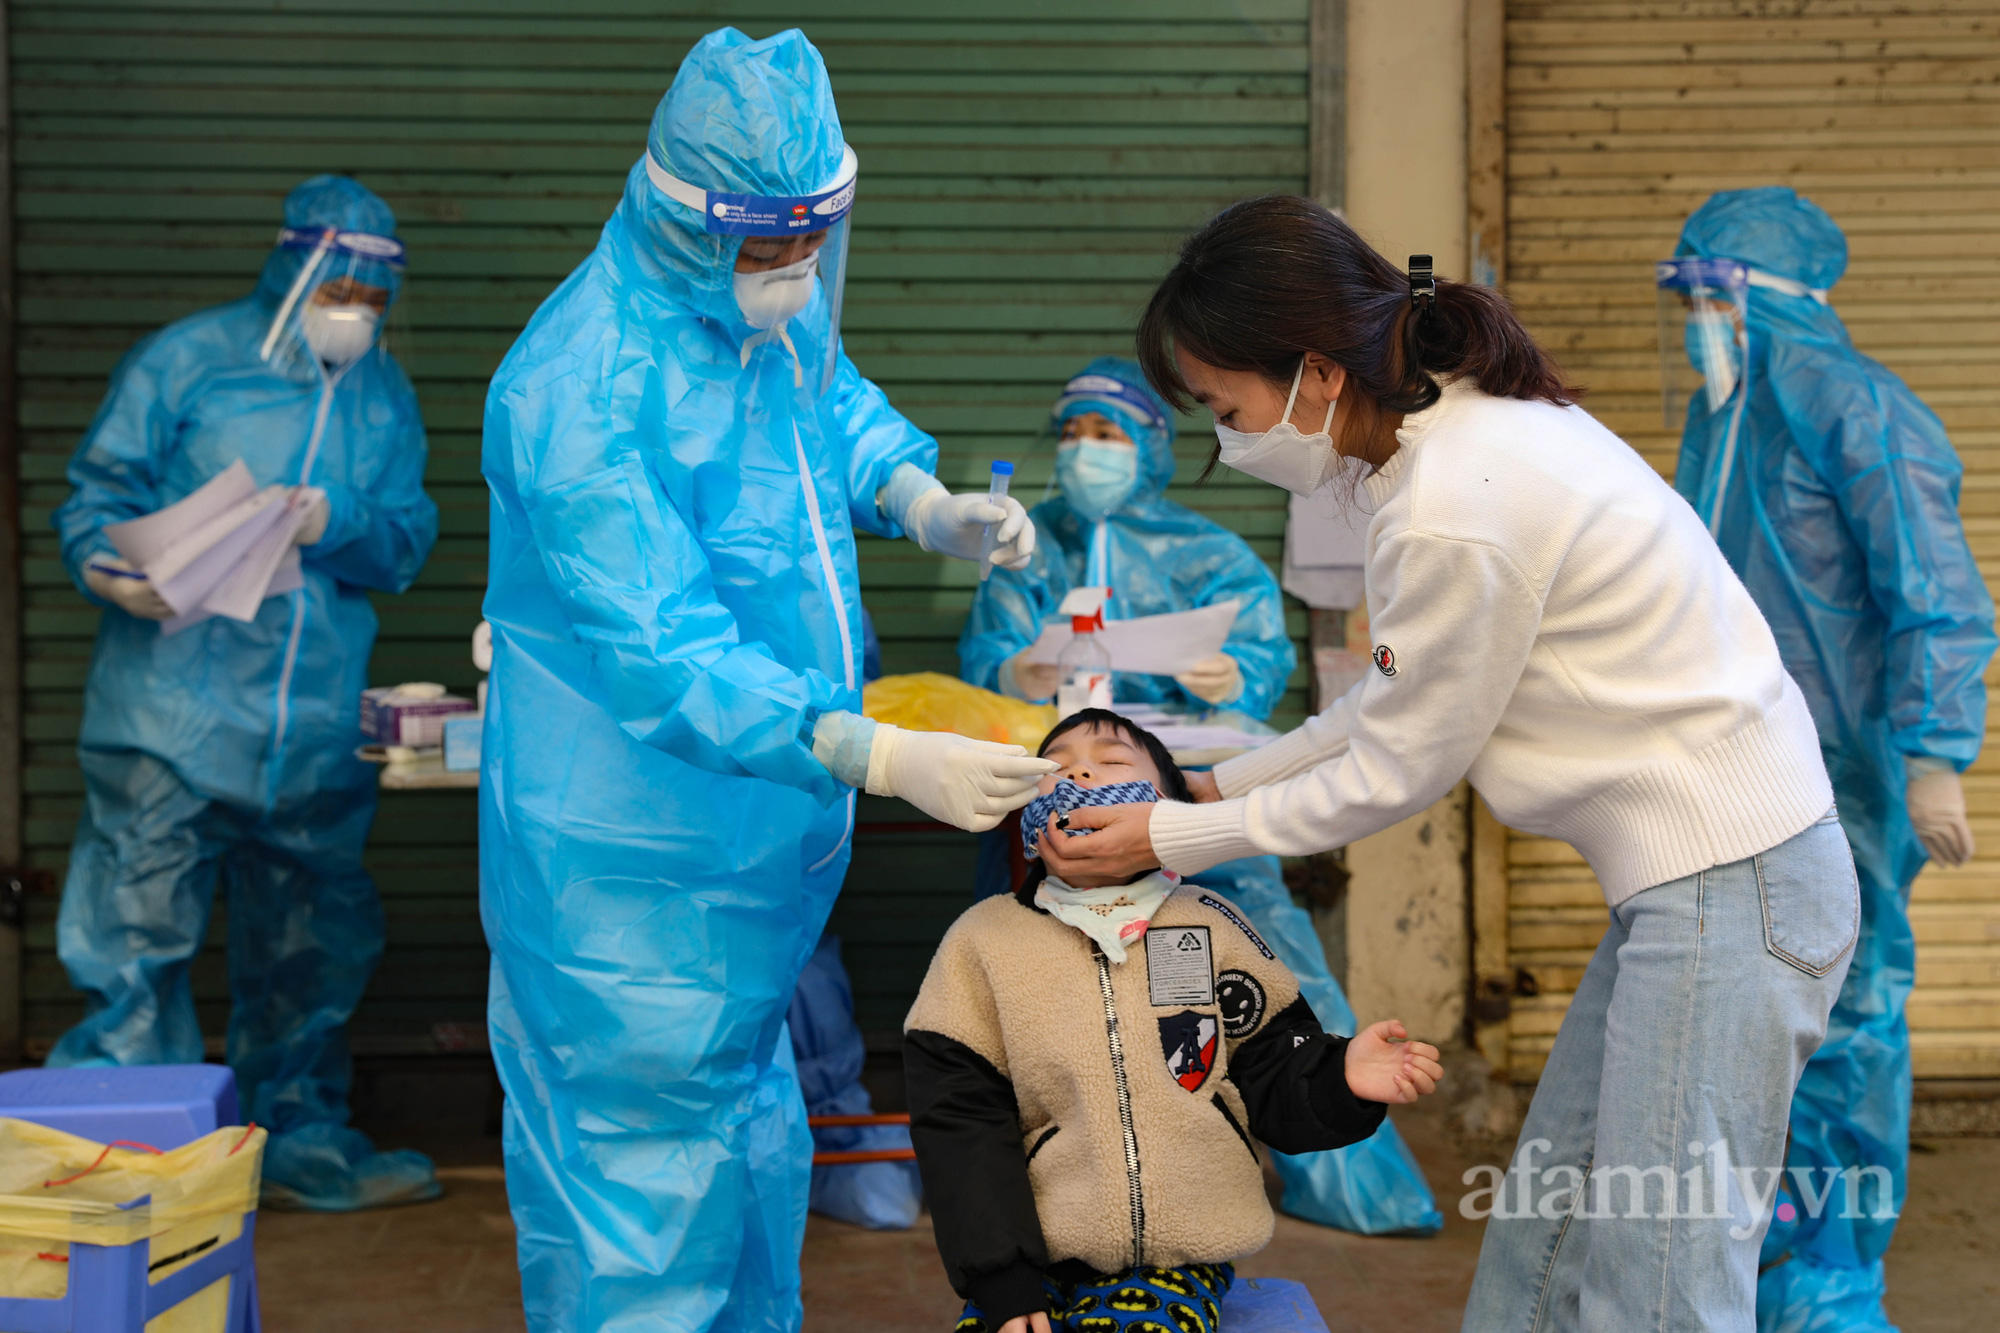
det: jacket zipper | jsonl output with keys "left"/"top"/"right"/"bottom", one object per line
{"left": 1094, "top": 949, "right": 1145, "bottom": 1266}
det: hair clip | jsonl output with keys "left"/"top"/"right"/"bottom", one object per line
{"left": 1409, "top": 254, "right": 1437, "bottom": 323}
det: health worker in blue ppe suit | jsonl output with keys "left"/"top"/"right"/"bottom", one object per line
{"left": 957, "top": 359, "right": 1441, "bottom": 1236}
{"left": 478, "top": 28, "right": 1053, "bottom": 1332}
{"left": 47, "top": 174, "right": 442, "bottom": 1212}
{"left": 1668, "top": 187, "right": 1995, "bottom": 1332}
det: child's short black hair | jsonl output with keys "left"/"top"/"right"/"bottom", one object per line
{"left": 1036, "top": 707, "right": 1194, "bottom": 803}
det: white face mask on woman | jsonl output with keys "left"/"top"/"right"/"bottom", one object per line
{"left": 1214, "top": 358, "right": 1338, "bottom": 496}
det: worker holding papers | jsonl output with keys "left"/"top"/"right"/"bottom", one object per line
{"left": 46, "top": 175, "right": 440, "bottom": 1212}
{"left": 958, "top": 358, "right": 1295, "bottom": 716}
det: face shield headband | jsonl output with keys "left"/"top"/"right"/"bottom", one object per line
{"left": 646, "top": 144, "right": 859, "bottom": 394}
{"left": 1052, "top": 373, "right": 1168, "bottom": 439}
{"left": 260, "top": 226, "right": 407, "bottom": 369}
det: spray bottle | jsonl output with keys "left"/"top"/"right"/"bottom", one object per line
{"left": 1055, "top": 585, "right": 1113, "bottom": 718}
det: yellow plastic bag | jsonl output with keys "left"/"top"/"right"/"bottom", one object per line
{"left": 863, "top": 672, "right": 1057, "bottom": 752}
{"left": 0, "top": 1117, "right": 266, "bottom": 1332}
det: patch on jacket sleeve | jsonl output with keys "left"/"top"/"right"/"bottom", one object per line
{"left": 1197, "top": 894, "right": 1274, "bottom": 960}
{"left": 1146, "top": 925, "right": 1214, "bottom": 1005}
{"left": 1216, "top": 969, "right": 1267, "bottom": 1039}
{"left": 1158, "top": 1010, "right": 1219, "bottom": 1092}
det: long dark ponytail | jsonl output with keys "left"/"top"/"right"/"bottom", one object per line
{"left": 1137, "top": 195, "right": 1579, "bottom": 468}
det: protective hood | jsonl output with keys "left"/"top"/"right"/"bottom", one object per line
{"left": 602, "top": 26, "right": 847, "bottom": 332}
{"left": 1051, "top": 356, "right": 1178, "bottom": 505}
{"left": 1678, "top": 186, "right": 1847, "bottom": 292}
{"left": 254, "top": 175, "right": 404, "bottom": 312}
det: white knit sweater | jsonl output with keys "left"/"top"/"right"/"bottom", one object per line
{"left": 1151, "top": 380, "right": 1832, "bottom": 906}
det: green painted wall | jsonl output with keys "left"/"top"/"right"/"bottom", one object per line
{"left": 12, "top": 0, "right": 1313, "bottom": 1049}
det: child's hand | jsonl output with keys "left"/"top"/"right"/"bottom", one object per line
{"left": 997, "top": 1313, "right": 1053, "bottom": 1333}
{"left": 1345, "top": 1020, "right": 1443, "bottom": 1105}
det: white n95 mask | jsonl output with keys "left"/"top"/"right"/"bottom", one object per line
{"left": 733, "top": 252, "right": 819, "bottom": 331}
{"left": 299, "top": 303, "right": 380, "bottom": 366}
{"left": 1214, "top": 358, "right": 1338, "bottom": 496}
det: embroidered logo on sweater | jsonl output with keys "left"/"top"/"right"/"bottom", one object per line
{"left": 1158, "top": 1010, "right": 1219, "bottom": 1092}
{"left": 1216, "top": 970, "right": 1266, "bottom": 1039}
{"left": 1373, "top": 644, "right": 1397, "bottom": 676}
{"left": 1197, "top": 895, "right": 1274, "bottom": 960}
{"left": 1146, "top": 926, "right": 1213, "bottom": 1005}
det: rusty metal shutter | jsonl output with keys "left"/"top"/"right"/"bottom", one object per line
{"left": 1498, "top": 0, "right": 2000, "bottom": 1083}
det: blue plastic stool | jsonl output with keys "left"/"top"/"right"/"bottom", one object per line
{"left": 1219, "top": 1278, "right": 1329, "bottom": 1333}
{"left": 0, "top": 1065, "right": 240, "bottom": 1150}
{"left": 0, "top": 1064, "right": 260, "bottom": 1332}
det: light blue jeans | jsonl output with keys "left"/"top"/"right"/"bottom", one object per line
{"left": 1461, "top": 813, "right": 1858, "bottom": 1332}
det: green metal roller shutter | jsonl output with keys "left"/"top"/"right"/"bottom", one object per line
{"left": 10, "top": 0, "right": 1319, "bottom": 1051}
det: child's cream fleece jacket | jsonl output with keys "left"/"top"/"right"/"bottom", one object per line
{"left": 905, "top": 884, "right": 1385, "bottom": 1324}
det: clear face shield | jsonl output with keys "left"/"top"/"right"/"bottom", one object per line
{"left": 645, "top": 144, "right": 857, "bottom": 394}
{"left": 1656, "top": 257, "right": 1749, "bottom": 428}
{"left": 260, "top": 226, "right": 406, "bottom": 374}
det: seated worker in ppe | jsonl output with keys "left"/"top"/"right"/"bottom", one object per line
{"left": 960, "top": 357, "right": 1292, "bottom": 713}
{"left": 960, "top": 359, "right": 1442, "bottom": 1235}
{"left": 48, "top": 174, "right": 441, "bottom": 1211}
{"left": 1669, "top": 187, "right": 1996, "bottom": 1332}
{"left": 479, "top": 28, "right": 1054, "bottom": 1331}
{"left": 906, "top": 708, "right": 1443, "bottom": 1333}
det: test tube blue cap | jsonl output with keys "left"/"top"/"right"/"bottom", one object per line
{"left": 990, "top": 460, "right": 1014, "bottom": 475}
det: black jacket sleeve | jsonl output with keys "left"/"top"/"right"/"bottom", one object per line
{"left": 1226, "top": 995, "right": 1387, "bottom": 1154}
{"left": 904, "top": 1029, "right": 1049, "bottom": 1322}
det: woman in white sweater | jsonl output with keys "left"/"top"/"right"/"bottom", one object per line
{"left": 1034, "top": 196, "right": 1860, "bottom": 1332}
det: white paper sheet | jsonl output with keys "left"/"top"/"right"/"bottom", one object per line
{"left": 103, "top": 460, "right": 316, "bottom": 635}
{"left": 1023, "top": 600, "right": 1239, "bottom": 676}
{"left": 200, "top": 493, "right": 314, "bottom": 622}
{"left": 104, "top": 460, "right": 258, "bottom": 568}
{"left": 152, "top": 489, "right": 289, "bottom": 616}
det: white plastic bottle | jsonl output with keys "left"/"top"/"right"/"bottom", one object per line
{"left": 1055, "top": 586, "right": 1114, "bottom": 718}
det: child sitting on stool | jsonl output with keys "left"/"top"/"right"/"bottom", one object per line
{"left": 906, "top": 708, "right": 1443, "bottom": 1333}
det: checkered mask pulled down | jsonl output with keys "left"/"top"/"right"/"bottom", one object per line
{"left": 1019, "top": 777, "right": 1161, "bottom": 862}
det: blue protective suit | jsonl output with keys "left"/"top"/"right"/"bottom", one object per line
{"left": 1671, "top": 188, "right": 1995, "bottom": 1331}
{"left": 46, "top": 175, "right": 441, "bottom": 1210}
{"left": 962, "top": 361, "right": 1438, "bottom": 1235}
{"left": 957, "top": 357, "right": 1295, "bottom": 716}
{"left": 479, "top": 29, "right": 938, "bottom": 1332}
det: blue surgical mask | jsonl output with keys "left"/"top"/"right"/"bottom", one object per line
{"left": 1056, "top": 439, "right": 1140, "bottom": 520}
{"left": 1021, "top": 777, "right": 1162, "bottom": 862}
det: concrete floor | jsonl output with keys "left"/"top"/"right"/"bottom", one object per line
{"left": 254, "top": 1105, "right": 2000, "bottom": 1332}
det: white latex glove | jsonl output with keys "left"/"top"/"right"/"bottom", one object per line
{"left": 1907, "top": 761, "right": 1974, "bottom": 867}
{"left": 294, "top": 486, "right": 331, "bottom": 546}
{"left": 82, "top": 556, "right": 173, "bottom": 621}
{"left": 1000, "top": 649, "right": 1061, "bottom": 703}
{"left": 1175, "top": 653, "right": 1243, "bottom": 706}
{"left": 865, "top": 723, "right": 1058, "bottom": 832}
{"left": 903, "top": 487, "right": 1036, "bottom": 570}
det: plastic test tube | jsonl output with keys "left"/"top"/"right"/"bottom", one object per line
{"left": 979, "top": 460, "right": 1014, "bottom": 581}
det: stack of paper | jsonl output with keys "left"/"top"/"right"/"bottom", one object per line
{"left": 1022, "top": 601, "right": 1241, "bottom": 676}
{"left": 95, "top": 460, "right": 319, "bottom": 634}
{"left": 1283, "top": 485, "right": 1371, "bottom": 611}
